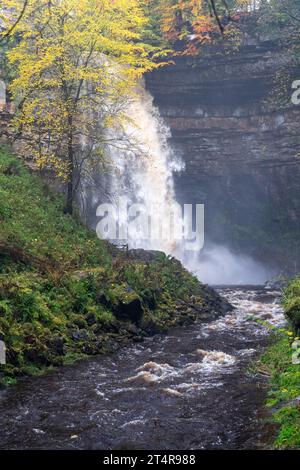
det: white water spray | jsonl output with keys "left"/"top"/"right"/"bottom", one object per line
{"left": 104, "top": 80, "right": 184, "bottom": 254}
{"left": 97, "top": 81, "right": 271, "bottom": 285}
{"left": 184, "top": 245, "right": 272, "bottom": 285}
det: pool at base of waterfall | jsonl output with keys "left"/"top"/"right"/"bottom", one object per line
{"left": 0, "top": 286, "right": 285, "bottom": 450}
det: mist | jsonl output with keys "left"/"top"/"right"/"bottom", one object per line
{"left": 82, "top": 81, "right": 274, "bottom": 287}
{"left": 181, "top": 244, "right": 273, "bottom": 286}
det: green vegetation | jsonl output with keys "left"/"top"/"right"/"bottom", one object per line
{"left": 260, "top": 330, "right": 300, "bottom": 449}
{"left": 258, "top": 279, "right": 300, "bottom": 449}
{"left": 0, "top": 146, "right": 213, "bottom": 386}
{"left": 283, "top": 278, "right": 300, "bottom": 334}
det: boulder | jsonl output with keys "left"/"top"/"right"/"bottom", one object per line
{"left": 285, "top": 297, "right": 300, "bottom": 333}
{"left": 107, "top": 284, "right": 144, "bottom": 325}
{"left": 71, "top": 330, "right": 90, "bottom": 342}
{"left": 86, "top": 312, "right": 97, "bottom": 326}
{"left": 115, "top": 297, "right": 143, "bottom": 325}
{"left": 47, "top": 337, "right": 64, "bottom": 356}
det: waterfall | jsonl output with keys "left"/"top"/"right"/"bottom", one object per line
{"left": 96, "top": 80, "right": 185, "bottom": 255}
{"left": 86, "top": 80, "right": 271, "bottom": 285}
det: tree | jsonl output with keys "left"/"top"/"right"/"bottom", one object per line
{"left": 0, "top": 0, "right": 29, "bottom": 43}
{"left": 6, "top": 0, "right": 161, "bottom": 214}
{"left": 256, "top": 0, "right": 300, "bottom": 36}
{"left": 143, "top": 0, "right": 271, "bottom": 54}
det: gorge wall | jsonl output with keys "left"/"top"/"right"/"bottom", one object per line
{"left": 146, "top": 41, "right": 300, "bottom": 273}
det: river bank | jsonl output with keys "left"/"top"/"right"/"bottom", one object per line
{"left": 0, "top": 147, "right": 231, "bottom": 386}
{"left": 0, "top": 286, "right": 284, "bottom": 450}
{"left": 1, "top": 147, "right": 299, "bottom": 450}
{"left": 258, "top": 319, "right": 300, "bottom": 447}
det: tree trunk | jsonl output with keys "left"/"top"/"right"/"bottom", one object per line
{"left": 64, "top": 114, "right": 74, "bottom": 215}
{"left": 65, "top": 171, "right": 74, "bottom": 215}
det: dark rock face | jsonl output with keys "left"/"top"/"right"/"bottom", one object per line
{"left": 115, "top": 297, "right": 144, "bottom": 325}
{"left": 47, "top": 337, "right": 64, "bottom": 356}
{"left": 146, "top": 42, "right": 300, "bottom": 271}
{"left": 0, "top": 112, "right": 12, "bottom": 145}
{"left": 200, "top": 284, "right": 234, "bottom": 316}
{"left": 71, "top": 330, "right": 90, "bottom": 342}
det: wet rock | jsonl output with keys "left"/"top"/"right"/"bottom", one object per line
{"left": 71, "top": 330, "right": 90, "bottom": 342}
{"left": 132, "top": 336, "right": 144, "bottom": 343}
{"left": 125, "top": 249, "right": 163, "bottom": 263}
{"left": 80, "top": 343, "right": 98, "bottom": 355}
{"left": 97, "top": 292, "right": 111, "bottom": 308}
{"left": 125, "top": 323, "right": 141, "bottom": 335}
{"left": 86, "top": 313, "right": 97, "bottom": 326}
{"left": 264, "top": 279, "right": 287, "bottom": 290}
{"left": 102, "top": 339, "right": 120, "bottom": 353}
{"left": 23, "top": 348, "right": 48, "bottom": 365}
{"left": 142, "top": 321, "right": 164, "bottom": 336}
{"left": 201, "top": 286, "right": 234, "bottom": 317}
{"left": 254, "top": 292, "right": 278, "bottom": 304}
{"left": 73, "top": 318, "right": 87, "bottom": 330}
{"left": 115, "top": 296, "right": 143, "bottom": 325}
{"left": 205, "top": 311, "right": 219, "bottom": 320}
{"left": 47, "top": 337, "right": 64, "bottom": 356}
{"left": 261, "top": 313, "right": 273, "bottom": 320}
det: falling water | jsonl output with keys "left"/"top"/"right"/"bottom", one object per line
{"left": 100, "top": 80, "right": 184, "bottom": 254}
{"left": 92, "top": 80, "right": 272, "bottom": 285}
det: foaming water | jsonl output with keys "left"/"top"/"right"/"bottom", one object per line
{"left": 98, "top": 80, "right": 184, "bottom": 254}
{"left": 104, "top": 85, "right": 273, "bottom": 286}
{"left": 0, "top": 286, "right": 285, "bottom": 450}
{"left": 82, "top": 81, "right": 272, "bottom": 286}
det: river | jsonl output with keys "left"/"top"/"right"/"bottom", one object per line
{"left": 0, "top": 286, "right": 284, "bottom": 450}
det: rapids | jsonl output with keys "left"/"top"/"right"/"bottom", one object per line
{"left": 0, "top": 286, "right": 284, "bottom": 450}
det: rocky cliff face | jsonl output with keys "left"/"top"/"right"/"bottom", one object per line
{"left": 146, "top": 42, "right": 300, "bottom": 272}
{"left": 0, "top": 112, "right": 12, "bottom": 144}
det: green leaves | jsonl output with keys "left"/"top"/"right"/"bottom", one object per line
{"left": 260, "top": 331, "right": 300, "bottom": 449}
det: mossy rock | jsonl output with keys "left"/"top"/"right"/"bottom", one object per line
{"left": 107, "top": 283, "right": 143, "bottom": 325}
{"left": 285, "top": 296, "right": 300, "bottom": 333}
{"left": 0, "top": 149, "right": 232, "bottom": 381}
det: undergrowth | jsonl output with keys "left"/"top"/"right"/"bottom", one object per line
{"left": 0, "top": 147, "right": 211, "bottom": 385}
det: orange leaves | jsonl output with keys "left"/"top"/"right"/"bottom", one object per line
{"left": 193, "top": 14, "right": 219, "bottom": 42}
{"left": 155, "top": 0, "right": 245, "bottom": 54}
{"left": 157, "top": 0, "right": 219, "bottom": 53}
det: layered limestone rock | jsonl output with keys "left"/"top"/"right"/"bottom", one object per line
{"left": 146, "top": 41, "right": 300, "bottom": 271}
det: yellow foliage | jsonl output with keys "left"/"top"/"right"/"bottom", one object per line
{"left": 3, "top": 0, "right": 162, "bottom": 187}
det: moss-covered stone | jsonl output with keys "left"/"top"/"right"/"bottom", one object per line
{"left": 0, "top": 147, "right": 231, "bottom": 385}
{"left": 284, "top": 279, "right": 300, "bottom": 334}
{"left": 107, "top": 283, "right": 143, "bottom": 324}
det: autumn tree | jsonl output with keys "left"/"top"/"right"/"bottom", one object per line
{"left": 0, "top": 0, "right": 29, "bottom": 43}
{"left": 143, "top": 0, "right": 266, "bottom": 53}
{"left": 5, "top": 0, "right": 160, "bottom": 214}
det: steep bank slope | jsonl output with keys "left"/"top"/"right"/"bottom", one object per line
{"left": 146, "top": 42, "right": 300, "bottom": 272}
{"left": 0, "top": 147, "right": 230, "bottom": 385}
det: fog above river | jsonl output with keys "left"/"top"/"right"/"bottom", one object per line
{"left": 182, "top": 244, "right": 273, "bottom": 286}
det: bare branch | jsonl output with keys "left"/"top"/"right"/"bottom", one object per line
{"left": 209, "top": 0, "right": 224, "bottom": 34}
{"left": 0, "top": 0, "right": 29, "bottom": 43}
